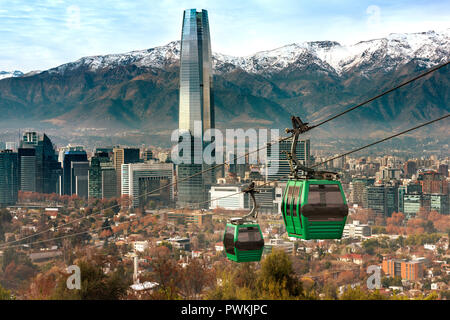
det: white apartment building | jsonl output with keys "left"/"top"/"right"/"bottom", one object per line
{"left": 133, "top": 241, "right": 149, "bottom": 253}
{"left": 343, "top": 220, "right": 371, "bottom": 238}
{"left": 209, "top": 185, "right": 249, "bottom": 210}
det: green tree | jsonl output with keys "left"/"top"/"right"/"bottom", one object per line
{"left": 257, "top": 250, "right": 303, "bottom": 299}
{"left": 0, "top": 284, "right": 13, "bottom": 300}
{"left": 52, "top": 260, "right": 130, "bottom": 300}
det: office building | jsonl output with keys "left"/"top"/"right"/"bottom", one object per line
{"left": 113, "top": 147, "right": 140, "bottom": 198}
{"left": 88, "top": 152, "right": 113, "bottom": 199}
{"left": 385, "top": 185, "right": 398, "bottom": 217}
{"left": 380, "top": 168, "right": 401, "bottom": 181}
{"left": 143, "top": 149, "right": 153, "bottom": 161}
{"left": 266, "top": 138, "right": 310, "bottom": 181}
{"left": 382, "top": 258, "right": 425, "bottom": 281}
{"left": 398, "top": 186, "right": 406, "bottom": 214}
{"left": 121, "top": 162, "right": 174, "bottom": 208}
{"left": 101, "top": 164, "right": 117, "bottom": 199}
{"left": 364, "top": 185, "right": 385, "bottom": 216}
{"left": 403, "top": 194, "right": 422, "bottom": 218}
{"left": 18, "top": 148, "right": 36, "bottom": 192}
{"left": 71, "top": 161, "right": 89, "bottom": 198}
{"left": 19, "top": 132, "right": 61, "bottom": 194}
{"left": 252, "top": 186, "right": 276, "bottom": 213}
{"left": 430, "top": 194, "right": 449, "bottom": 214}
{"left": 209, "top": 184, "right": 249, "bottom": 210}
{"left": 403, "top": 161, "right": 417, "bottom": 178}
{"left": 177, "top": 9, "right": 215, "bottom": 207}
{"left": 438, "top": 164, "right": 448, "bottom": 177}
{"left": 417, "top": 170, "right": 448, "bottom": 194}
{"left": 5, "top": 142, "right": 16, "bottom": 151}
{"left": 0, "top": 150, "right": 18, "bottom": 206}
{"left": 62, "top": 150, "right": 87, "bottom": 195}
{"left": 363, "top": 184, "right": 398, "bottom": 217}
{"left": 349, "top": 177, "right": 375, "bottom": 206}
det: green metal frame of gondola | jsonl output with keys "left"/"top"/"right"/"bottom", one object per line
{"left": 223, "top": 182, "right": 265, "bottom": 262}
{"left": 281, "top": 116, "right": 349, "bottom": 240}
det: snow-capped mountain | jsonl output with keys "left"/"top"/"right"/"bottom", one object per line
{"left": 215, "top": 30, "right": 449, "bottom": 75}
{"left": 45, "top": 30, "right": 449, "bottom": 77}
{"left": 0, "top": 70, "right": 24, "bottom": 80}
{"left": 0, "top": 30, "right": 448, "bottom": 136}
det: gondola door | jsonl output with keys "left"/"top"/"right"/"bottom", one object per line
{"left": 283, "top": 181, "right": 296, "bottom": 234}
{"left": 292, "top": 181, "right": 303, "bottom": 236}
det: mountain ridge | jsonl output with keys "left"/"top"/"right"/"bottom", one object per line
{"left": 0, "top": 30, "right": 448, "bottom": 138}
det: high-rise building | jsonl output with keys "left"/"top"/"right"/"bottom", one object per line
{"left": 209, "top": 184, "right": 249, "bottom": 210}
{"left": 364, "top": 185, "right": 386, "bottom": 216}
{"left": 88, "top": 157, "right": 102, "bottom": 199}
{"left": 364, "top": 184, "right": 398, "bottom": 217}
{"left": 403, "top": 160, "right": 417, "bottom": 178}
{"left": 403, "top": 194, "right": 422, "bottom": 218}
{"left": 417, "top": 170, "right": 448, "bottom": 194}
{"left": 113, "top": 147, "right": 140, "bottom": 198}
{"left": 349, "top": 177, "right": 375, "bottom": 206}
{"left": 177, "top": 9, "right": 214, "bottom": 207}
{"left": 88, "top": 152, "right": 112, "bottom": 199}
{"left": 143, "top": 149, "right": 153, "bottom": 161}
{"left": 0, "top": 150, "right": 18, "bottom": 206}
{"left": 5, "top": 142, "right": 16, "bottom": 151}
{"left": 121, "top": 162, "right": 174, "bottom": 208}
{"left": 430, "top": 194, "right": 449, "bottom": 214}
{"left": 398, "top": 185, "right": 406, "bottom": 214}
{"left": 18, "top": 148, "right": 36, "bottom": 192}
{"left": 19, "top": 132, "right": 61, "bottom": 194}
{"left": 71, "top": 161, "right": 89, "bottom": 198}
{"left": 62, "top": 150, "right": 87, "bottom": 195}
{"left": 266, "top": 138, "right": 310, "bottom": 181}
{"left": 101, "top": 164, "right": 117, "bottom": 199}
{"left": 386, "top": 185, "right": 399, "bottom": 217}
{"left": 438, "top": 164, "right": 448, "bottom": 177}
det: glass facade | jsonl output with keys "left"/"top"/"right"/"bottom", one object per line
{"left": 0, "top": 150, "right": 18, "bottom": 206}
{"left": 266, "top": 138, "right": 310, "bottom": 181}
{"left": 62, "top": 151, "right": 87, "bottom": 195}
{"left": 19, "top": 132, "right": 61, "bottom": 194}
{"left": 177, "top": 9, "right": 215, "bottom": 207}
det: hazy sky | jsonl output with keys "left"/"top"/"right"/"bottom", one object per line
{"left": 1, "top": 0, "right": 449, "bottom": 72}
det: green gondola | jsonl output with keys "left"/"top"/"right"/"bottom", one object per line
{"left": 281, "top": 179, "right": 348, "bottom": 239}
{"left": 223, "top": 222, "right": 264, "bottom": 262}
{"left": 222, "top": 182, "right": 265, "bottom": 262}
{"left": 280, "top": 116, "right": 348, "bottom": 239}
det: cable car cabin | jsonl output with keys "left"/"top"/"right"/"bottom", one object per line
{"left": 281, "top": 179, "right": 348, "bottom": 239}
{"left": 223, "top": 223, "right": 264, "bottom": 262}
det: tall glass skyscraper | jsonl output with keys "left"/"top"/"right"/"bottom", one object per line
{"left": 177, "top": 9, "right": 215, "bottom": 207}
{"left": 18, "top": 132, "right": 61, "bottom": 194}
{"left": 0, "top": 150, "right": 18, "bottom": 206}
